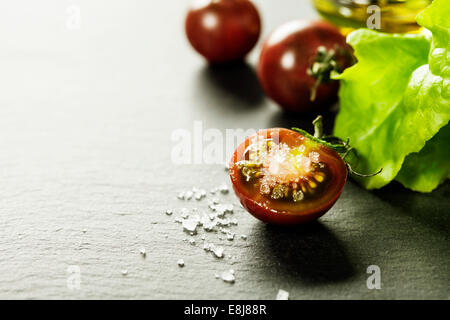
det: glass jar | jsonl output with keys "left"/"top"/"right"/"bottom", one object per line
{"left": 312, "top": 0, "right": 432, "bottom": 33}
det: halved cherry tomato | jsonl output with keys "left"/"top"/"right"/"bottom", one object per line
{"left": 185, "top": 0, "right": 261, "bottom": 63}
{"left": 229, "top": 128, "right": 347, "bottom": 225}
{"left": 257, "top": 20, "right": 353, "bottom": 113}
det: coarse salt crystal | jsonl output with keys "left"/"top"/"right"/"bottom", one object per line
{"left": 221, "top": 270, "right": 235, "bottom": 283}
{"left": 185, "top": 191, "right": 193, "bottom": 200}
{"left": 180, "top": 208, "right": 189, "bottom": 218}
{"left": 276, "top": 289, "right": 289, "bottom": 300}
{"left": 219, "top": 184, "right": 229, "bottom": 194}
{"left": 212, "top": 246, "right": 224, "bottom": 258}
{"left": 182, "top": 218, "right": 198, "bottom": 233}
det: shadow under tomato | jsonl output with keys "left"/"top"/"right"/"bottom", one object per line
{"left": 196, "top": 61, "right": 265, "bottom": 110}
{"left": 253, "top": 221, "right": 356, "bottom": 284}
{"left": 372, "top": 180, "right": 450, "bottom": 235}
{"left": 267, "top": 108, "right": 338, "bottom": 132}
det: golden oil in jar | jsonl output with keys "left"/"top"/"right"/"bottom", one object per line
{"left": 312, "top": 0, "right": 432, "bottom": 34}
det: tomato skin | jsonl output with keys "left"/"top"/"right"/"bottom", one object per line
{"left": 229, "top": 128, "right": 347, "bottom": 225}
{"left": 257, "top": 20, "right": 352, "bottom": 113}
{"left": 185, "top": 0, "right": 261, "bottom": 63}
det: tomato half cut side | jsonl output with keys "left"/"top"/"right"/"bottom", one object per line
{"left": 229, "top": 128, "right": 347, "bottom": 225}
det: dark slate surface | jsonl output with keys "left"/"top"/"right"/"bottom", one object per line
{"left": 0, "top": 0, "right": 448, "bottom": 299}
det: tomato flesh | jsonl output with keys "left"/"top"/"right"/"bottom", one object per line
{"left": 229, "top": 128, "right": 347, "bottom": 225}
{"left": 185, "top": 0, "right": 261, "bottom": 63}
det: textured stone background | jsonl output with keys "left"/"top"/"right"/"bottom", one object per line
{"left": 0, "top": 0, "right": 448, "bottom": 299}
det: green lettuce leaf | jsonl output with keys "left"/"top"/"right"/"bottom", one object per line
{"left": 333, "top": 0, "right": 450, "bottom": 192}
{"left": 396, "top": 125, "right": 450, "bottom": 192}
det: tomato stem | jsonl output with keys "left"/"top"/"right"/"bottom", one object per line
{"left": 347, "top": 163, "right": 383, "bottom": 178}
{"left": 308, "top": 46, "right": 340, "bottom": 102}
{"left": 293, "top": 115, "right": 383, "bottom": 178}
{"left": 312, "top": 115, "right": 324, "bottom": 139}
{"left": 291, "top": 127, "right": 348, "bottom": 153}
{"left": 342, "top": 146, "right": 354, "bottom": 160}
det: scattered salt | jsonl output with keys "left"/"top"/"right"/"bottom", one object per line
{"left": 219, "top": 184, "right": 229, "bottom": 194}
{"left": 276, "top": 289, "right": 289, "bottom": 300}
{"left": 185, "top": 191, "right": 193, "bottom": 200}
{"left": 213, "top": 204, "right": 233, "bottom": 217}
{"left": 221, "top": 270, "right": 235, "bottom": 283}
{"left": 182, "top": 218, "right": 198, "bottom": 233}
{"left": 202, "top": 220, "right": 217, "bottom": 231}
{"left": 212, "top": 246, "right": 224, "bottom": 258}
{"left": 174, "top": 216, "right": 183, "bottom": 223}
{"left": 217, "top": 219, "right": 230, "bottom": 227}
{"left": 168, "top": 183, "right": 244, "bottom": 268}
{"left": 194, "top": 189, "right": 207, "bottom": 200}
{"left": 180, "top": 208, "right": 189, "bottom": 218}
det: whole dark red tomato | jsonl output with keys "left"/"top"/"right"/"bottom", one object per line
{"left": 229, "top": 128, "right": 347, "bottom": 225}
{"left": 185, "top": 0, "right": 261, "bottom": 63}
{"left": 257, "top": 20, "right": 354, "bottom": 113}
